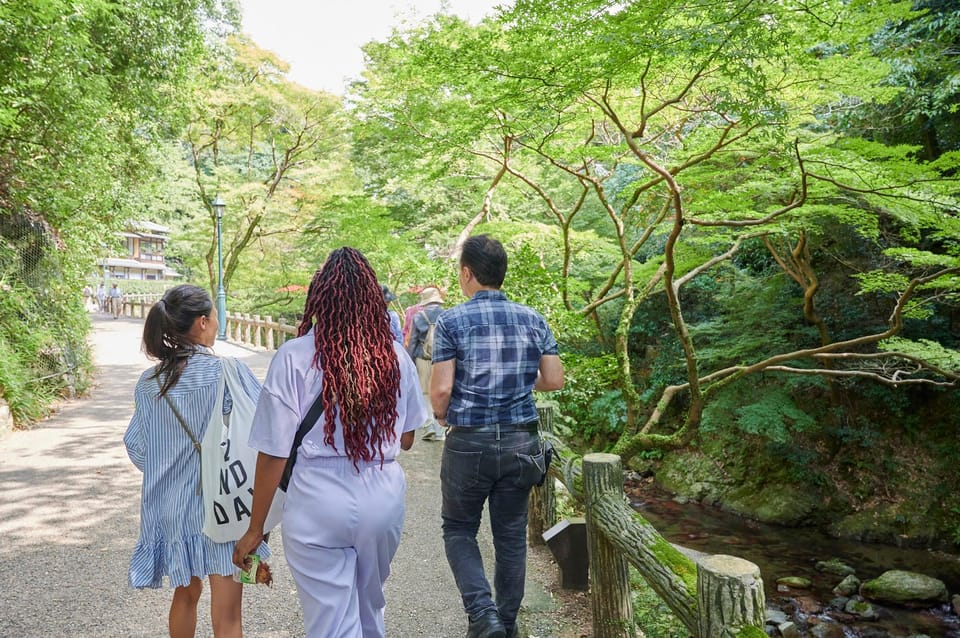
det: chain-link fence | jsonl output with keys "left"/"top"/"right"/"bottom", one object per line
{"left": 0, "top": 211, "right": 91, "bottom": 428}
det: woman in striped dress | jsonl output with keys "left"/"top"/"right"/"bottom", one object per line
{"left": 124, "top": 284, "right": 269, "bottom": 638}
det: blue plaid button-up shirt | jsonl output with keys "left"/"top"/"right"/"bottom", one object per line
{"left": 432, "top": 289, "right": 559, "bottom": 427}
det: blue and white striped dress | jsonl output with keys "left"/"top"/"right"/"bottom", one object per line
{"left": 123, "top": 351, "right": 270, "bottom": 589}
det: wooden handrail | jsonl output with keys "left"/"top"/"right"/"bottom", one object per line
{"left": 223, "top": 311, "right": 297, "bottom": 351}
{"left": 531, "top": 409, "right": 766, "bottom": 637}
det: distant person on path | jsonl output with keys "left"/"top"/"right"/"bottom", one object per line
{"left": 381, "top": 284, "right": 403, "bottom": 344}
{"left": 401, "top": 285, "right": 425, "bottom": 347}
{"left": 233, "top": 247, "right": 426, "bottom": 638}
{"left": 407, "top": 286, "right": 446, "bottom": 441}
{"left": 82, "top": 285, "right": 92, "bottom": 309}
{"left": 109, "top": 282, "right": 123, "bottom": 319}
{"left": 124, "top": 284, "right": 269, "bottom": 638}
{"left": 430, "top": 235, "right": 564, "bottom": 638}
{"left": 96, "top": 282, "right": 106, "bottom": 312}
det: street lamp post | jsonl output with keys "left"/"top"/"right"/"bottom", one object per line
{"left": 212, "top": 194, "right": 227, "bottom": 340}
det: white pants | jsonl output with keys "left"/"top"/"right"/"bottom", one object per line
{"left": 282, "top": 456, "right": 406, "bottom": 638}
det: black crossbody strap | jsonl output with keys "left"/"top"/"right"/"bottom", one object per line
{"left": 280, "top": 390, "right": 325, "bottom": 491}
{"left": 156, "top": 374, "right": 203, "bottom": 495}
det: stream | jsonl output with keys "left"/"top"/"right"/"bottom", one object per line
{"left": 625, "top": 478, "right": 960, "bottom": 637}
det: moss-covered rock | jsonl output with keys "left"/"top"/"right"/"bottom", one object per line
{"left": 832, "top": 574, "right": 860, "bottom": 596}
{"left": 860, "top": 570, "right": 949, "bottom": 607}
{"left": 777, "top": 576, "right": 812, "bottom": 589}
{"left": 720, "top": 483, "right": 819, "bottom": 526}
{"left": 828, "top": 505, "right": 940, "bottom": 548}
{"left": 655, "top": 449, "right": 730, "bottom": 505}
{"left": 815, "top": 558, "right": 856, "bottom": 577}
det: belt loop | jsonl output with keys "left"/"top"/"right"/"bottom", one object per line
{"left": 496, "top": 423, "right": 501, "bottom": 441}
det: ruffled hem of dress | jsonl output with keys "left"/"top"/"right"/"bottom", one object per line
{"left": 128, "top": 532, "right": 271, "bottom": 589}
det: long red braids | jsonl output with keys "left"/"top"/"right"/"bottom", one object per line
{"left": 297, "top": 247, "right": 401, "bottom": 467}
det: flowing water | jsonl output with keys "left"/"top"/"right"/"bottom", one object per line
{"left": 626, "top": 480, "right": 960, "bottom": 637}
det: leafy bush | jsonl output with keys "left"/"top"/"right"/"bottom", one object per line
{"left": 553, "top": 352, "right": 625, "bottom": 446}
{"left": 0, "top": 279, "right": 93, "bottom": 425}
{"left": 630, "top": 568, "right": 688, "bottom": 638}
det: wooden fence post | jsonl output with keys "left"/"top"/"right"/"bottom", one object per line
{"left": 583, "top": 453, "right": 636, "bottom": 638}
{"left": 278, "top": 318, "right": 288, "bottom": 347}
{"left": 253, "top": 314, "right": 262, "bottom": 348}
{"left": 529, "top": 404, "right": 556, "bottom": 545}
{"left": 243, "top": 313, "right": 251, "bottom": 345}
{"left": 697, "top": 555, "right": 765, "bottom": 638}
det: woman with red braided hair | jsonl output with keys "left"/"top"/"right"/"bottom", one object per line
{"left": 232, "top": 248, "right": 426, "bottom": 638}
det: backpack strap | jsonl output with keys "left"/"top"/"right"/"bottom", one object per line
{"left": 418, "top": 309, "right": 435, "bottom": 326}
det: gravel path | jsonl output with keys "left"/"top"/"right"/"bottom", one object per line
{"left": 0, "top": 315, "right": 579, "bottom": 637}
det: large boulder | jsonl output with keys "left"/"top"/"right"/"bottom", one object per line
{"left": 720, "top": 483, "right": 819, "bottom": 526}
{"left": 860, "top": 570, "right": 949, "bottom": 607}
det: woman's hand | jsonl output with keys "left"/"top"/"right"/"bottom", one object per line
{"left": 232, "top": 528, "right": 264, "bottom": 569}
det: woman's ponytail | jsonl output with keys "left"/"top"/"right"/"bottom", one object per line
{"left": 143, "top": 285, "right": 213, "bottom": 396}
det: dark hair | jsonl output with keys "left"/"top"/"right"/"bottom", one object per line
{"left": 296, "top": 247, "right": 400, "bottom": 467}
{"left": 460, "top": 234, "right": 507, "bottom": 288}
{"left": 143, "top": 284, "right": 213, "bottom": 396}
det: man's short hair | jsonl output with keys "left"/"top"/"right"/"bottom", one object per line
{"left": 461, "top": 234, "right": 507, "bottom": 288}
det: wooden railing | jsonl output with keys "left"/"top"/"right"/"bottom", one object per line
{"left": 120, "top": 295, "right": 297, "bottom": 351}
{"left": 121, "top": 293, "right": 163, "bottom": 319}
{"left": 531, "top": 406, "right": 766, "bottom": 638}
{"left": 224, "top": 312, "right": 297, "bottom": 351}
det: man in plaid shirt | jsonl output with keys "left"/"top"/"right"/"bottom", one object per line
{"left": 430, "top": 234, "right": 564, "bottom": 638}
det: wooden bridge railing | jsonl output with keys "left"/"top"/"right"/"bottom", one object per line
{"left": 224, "top": 312, "right": 297, "bottom": 350}
{"left": 120, "top": 295, "right": 297, "bottom": 351}
{"left": 121, "top": 293, "right": 163, "bottom": 319}
{"left": 531, "top": 407, "right": 766, "bottom": 638}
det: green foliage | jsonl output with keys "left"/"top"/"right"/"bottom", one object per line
{"left": 879, "top": 337, "right": 960, "bottom": 373}
{"left": 0, "top": 0, "right": 233, "bottom": 423}
{"left": 0, "top": 277, "right": 93, "bottom": 424}
{"left": 687, "top": 271, "right": 808, "bottom": 370}
{"left": 842, "top": 0, "right": 960, "bottom": 158}
{"left": 629, "top": 568, "right": 688, "bottom": 638}
{"left": 702, "top": 383, "right": 819, "bottom": 444}
{"left": 553, "top": 352, "right": 624, "bottom": 444}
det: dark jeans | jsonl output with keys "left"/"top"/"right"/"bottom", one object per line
{"left": 441, "top": 428, "right": 546, "bottom": 632}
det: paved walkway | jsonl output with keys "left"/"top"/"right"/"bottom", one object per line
{"left": 0, "top": 315, "right": 575, "bottom": 637}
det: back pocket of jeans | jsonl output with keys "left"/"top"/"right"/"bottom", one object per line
{"left": 514, "top": 449, "right": 546, "bottom": 489}
{"left": 441, "top": 448, "right": 483, "bottom": 492}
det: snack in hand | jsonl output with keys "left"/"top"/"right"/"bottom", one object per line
{"left": 235, "top": 553, "right": 272, "bottom": 585}
{"left": 255, "top": 560, "right": 273, "bottom": 586}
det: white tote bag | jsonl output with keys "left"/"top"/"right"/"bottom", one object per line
{"left": 201, "top": 357, "right": 284, "bottom": 543}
